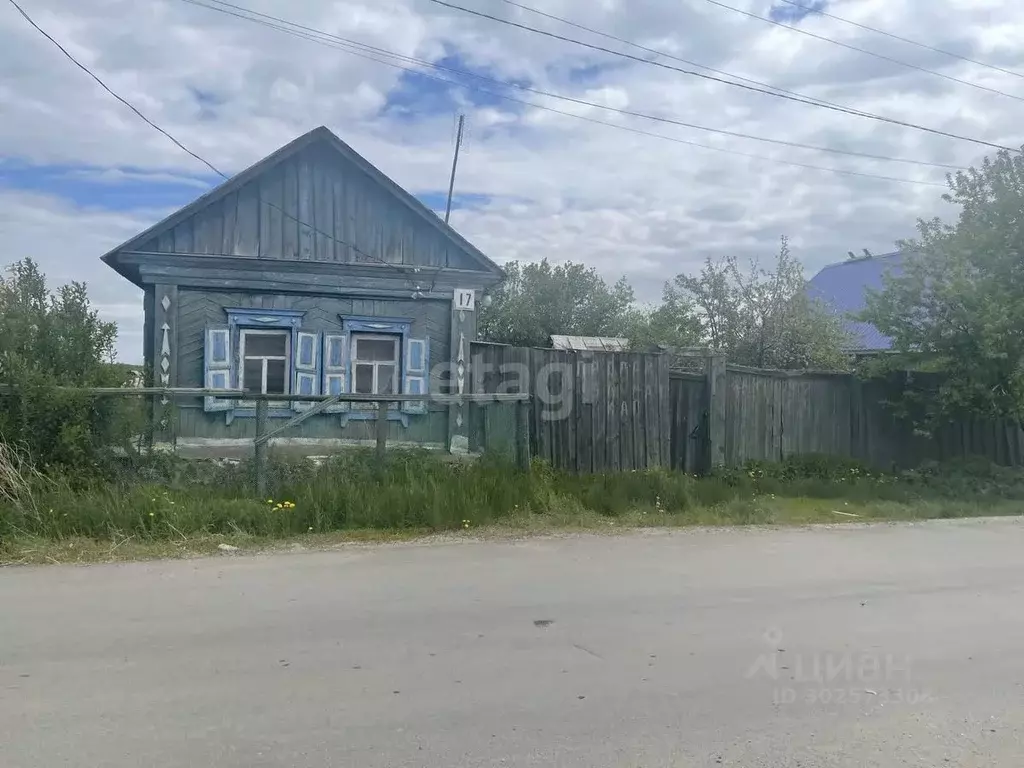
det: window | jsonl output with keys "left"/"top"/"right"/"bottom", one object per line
{"left": 351, "top": 333, "right": 400, "bottom": 395}
{"left": 240, "top": 329, "right": 289, "bottom": 395}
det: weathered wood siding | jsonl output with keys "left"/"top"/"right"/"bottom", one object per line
{"left": 470, "top": 343, "right": 671, "bottom": 472}
{"left": 136, "top": 143, "right": 481, "bottom": 270}
{"left": 171, "top": 288, "right": 450, "bottom": 444}
{"left": 678, "top": 364, "right": 1024, "bottom": 471}
{"left": 725, "top": 368, "right": 853, "bottom": 465}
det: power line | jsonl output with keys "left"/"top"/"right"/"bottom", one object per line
{"left": 5, "top": 0, "right": 432, "bottom": 281}
{"left": 425, "top": 0, "right": 1017, "bottom": 152}
{"left": 489, "top": 0, "right": 865, "bottom": 115}
{"left": 179, "top": 0, "right": 961, "bottom": 174}
{"left": 178, "top": 0, "right": 951, "bottom": 185}
{"left": 178, "top": 0, "right": 950, "bottom": 188}
{"left": 774, "top": 0, "right": 1024, "bottom": 81}
{"left": 6, "top": 0, "right": 226, "bottom": 177}
{"left": 705, "top": 0, "right": 1024, "bottom": 103}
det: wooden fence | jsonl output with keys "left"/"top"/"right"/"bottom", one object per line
{"left": 469, "top": 343, "right": 671, "bottom": 472}
{"left": 668, "top": 364, "right": 1024, "bottom": 472}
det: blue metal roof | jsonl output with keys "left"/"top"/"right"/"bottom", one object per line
{"left": 806, "top": 251, "right": 906, "bottom": 350}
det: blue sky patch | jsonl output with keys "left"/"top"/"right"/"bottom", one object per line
{"left": 190, "top": 87, "right": 225, "bottom": 121}
{"left": 381, "top": 50, "right": 531, "bottom": 120}
{"left": 0, "top": 162, "right": 216, "bottom": 211}
{"left": 416, "top": 190, "right": 493, "bottom": 215}
{"left": 552, "top": 59, "right": 627, "bottom": 87}
{"left": 769, "top": 0, "right": 827, "bottom": 23}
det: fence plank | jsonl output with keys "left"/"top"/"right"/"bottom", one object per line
{"left": 644, "top": 355, "right": 656, "bottom": 468}
{"left": 656, "top": 356, "right": 668, "bottom": 467}
{"left": 593, "top": 354, "right": 608, "bottom": 472}
{"left": 577, "top": 354, "right": 592, "bottom": 473}
{"left": 607, "top": 354, "right": 620, "bottom": 472}
{"left": 628, "top": 355, "right": 639, "bottom": 470}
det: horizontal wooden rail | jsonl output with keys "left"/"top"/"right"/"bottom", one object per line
{"left": 0, "top": 386, "right": 529, "bottom": 403}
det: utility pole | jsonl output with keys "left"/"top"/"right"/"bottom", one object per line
{"left": 444, "top": 114, "right": 465, "bottom": 225}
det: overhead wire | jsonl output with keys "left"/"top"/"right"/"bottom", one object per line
{"left": 704, "top": 0, "right": 1024, "bottom": 102}
{"left": 424, "top": 0, "right": 1018, "bottom": 153}
{"left": 5, "top": 0, "right": 439, "bottom": 286}
{"left": 177, "top": 0, "right": 958, "bottom": 182}
{"left": 773, "top": 0, "right": 1024, "bottom": 80}
{"left": 484, "top": 0, "right": 868, "bottom": 115}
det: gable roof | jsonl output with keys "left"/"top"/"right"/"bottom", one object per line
{"left": 100, "top": 125, "right": 502, "bottom": 277}
{"left": 806, "top": 251, "right": 906, "bottom": 351}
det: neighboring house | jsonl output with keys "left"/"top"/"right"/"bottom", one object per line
{"left": 806, "top": 251, "right": 906, "bottom": 353}
{"left": 102, "top": 126, "right": 503, "bottom": 453}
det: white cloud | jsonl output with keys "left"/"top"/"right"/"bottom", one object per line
{"left": 2, "top": 0, "right": 1023, "bottom": 361}
{"left": 0, "top": 190, "right": 150, "bottom": 362}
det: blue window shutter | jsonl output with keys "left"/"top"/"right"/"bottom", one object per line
{"left": 293, "top": 330, "right": 320, "bottom": 412}
{"left": 204, "top": 327, "right": 232, "bottom": 412}
{"left": 402, "top": 337, "right": 429, "bottom": 415}
{"left": 322, "top": 333, "right": 349, "bottom": 413}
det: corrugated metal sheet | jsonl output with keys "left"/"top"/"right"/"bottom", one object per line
{"left": 550, "top": 335, "right": 630, "bottom": 352}
{"left": 806, "top": 251, "right": 906, "bottom": 351}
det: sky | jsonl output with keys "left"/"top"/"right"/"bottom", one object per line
{"left": 1, "top": 0, "right": 1022, "bottom": 363}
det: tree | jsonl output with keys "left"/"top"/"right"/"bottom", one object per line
{"left": 675, "top": 237, "right": 848, "bottom": 369}
{"left": 862, "top": 149, "right": 1024, "bottom": 426}
{"left": 0, "top": 258, "right": 123, "bottom": 466}
{"left": 619, "top": 280, "right": 702, "bottom": 352}
{"left": 478, "top": 259, "right": 635, "bottom": 347}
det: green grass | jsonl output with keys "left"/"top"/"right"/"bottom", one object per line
{"left": 1, "top": 450, "right": 1022, "bottom": 564}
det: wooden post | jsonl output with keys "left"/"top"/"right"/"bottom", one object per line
{"left": 849, "top": 374, "right": 864, "bottom": 463}
{"left": 151, "top": 283, "right": 177, "bottom": 447}
{"left": 375, "top": 400, "right": 389, "bottom": 461}
{"left": 705, "top": 354, "right": 727, "bottom": 470}
{"left": 447, "top": 288, "right": 477, "bottom": 455}
{"left": 515, "top": 398, "right": 531, "bottom": 470}
{"left": 254, "top": 397, "right": 268, "bottom": 497}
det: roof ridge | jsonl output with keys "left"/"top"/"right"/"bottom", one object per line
{"left": 100, "top": 125, "right": 501, "bottom": 275}
{"left": 815, "top": 249, "right": 905, "bottom": 273}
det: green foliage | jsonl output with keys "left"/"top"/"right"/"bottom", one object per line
{"left": 677, "top": 237, "right": 849, "bottom": 369}
{"left": 478, "top": 244, "right": 846, "bottom": 370}
{"left": 862, "top": 149, "right": 1024, "bottom": 426}
{"left": 620, "top": 279, "right": 703, "bottom": 352}
{"left": 3, "top": 450, "right": 1021, "bottom": 547}
{"left": 0, "top": 258, "right": 132, "bottom": 467}
{"left": 478, "top": 259, "right": 636, "bottom": 347}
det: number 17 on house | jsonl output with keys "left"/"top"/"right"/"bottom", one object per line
{"left": 454, "top": 288, "right": 475, "bottom": 319}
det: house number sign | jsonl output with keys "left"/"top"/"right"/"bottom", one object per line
{"left": 454, "top": 288, "right": 475, "bottom": 311}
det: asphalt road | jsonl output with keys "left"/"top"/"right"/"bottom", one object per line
{"left": 3, "top": 519, "right": 1024, "bottom": 767}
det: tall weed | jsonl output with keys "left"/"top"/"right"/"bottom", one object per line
{"left": 1, "top": 448, "right": 1022, "bottom": 543}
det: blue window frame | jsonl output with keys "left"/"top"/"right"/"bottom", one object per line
{"left": 204, "top": 308, "right": 315, "bottom": 421}
{"left": 204, "top": 310, "right": 429, "bottom": 424}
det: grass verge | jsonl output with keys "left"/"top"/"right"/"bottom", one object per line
{"left": 1, "top": 450, "right": 1022, "bottom": 565}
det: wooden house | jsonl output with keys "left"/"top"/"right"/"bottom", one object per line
{"left": 101, "top": 126, "right": 503, "bottom": 454}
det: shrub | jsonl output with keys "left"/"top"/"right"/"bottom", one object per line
{"left": 0, "top": 258, "right": 137, "bottom": 470}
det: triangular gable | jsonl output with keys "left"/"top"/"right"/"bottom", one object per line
{"left": 101, "top": 125, "right": 502, "bottom": 277}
